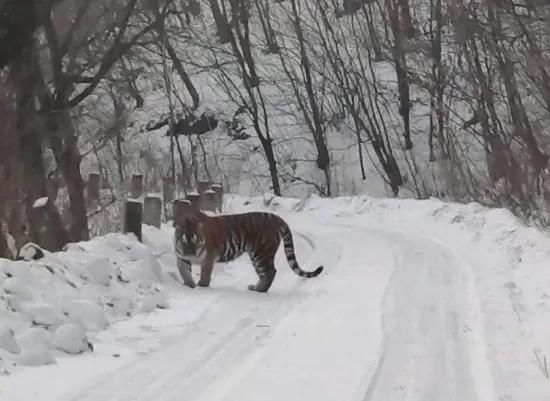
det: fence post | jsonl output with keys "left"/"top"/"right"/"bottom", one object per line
{"left": 123, "top": 200, "right": 143, "bottom": 241}
{"left": 186, "top": 192, "right": 201, "bottom": 212}
{"left": 196, "top": 180, "right": 210, "bottom": 201}
{"left": 211, "top": 183, "right": 223, "bottom": 212}
{"left": 204, "top": 190, "right": 216, "bottom": 212}
{"left": 130, "top": 174, "right": 143, "bottom": 199}
{"left": 143, "top": 195, "right": 162, "bottom": 228}
{"left": 173, "top": 198, "right": 193, "bottom": 224}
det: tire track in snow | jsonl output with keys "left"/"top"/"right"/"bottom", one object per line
{"left": 362, "top": 231, "right": 495, "bottom": 401}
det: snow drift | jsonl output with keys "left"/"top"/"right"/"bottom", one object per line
{"left": 0, "top": 229, "right": 175, "bottom": 373}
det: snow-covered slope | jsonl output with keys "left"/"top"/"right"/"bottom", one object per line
{"left": 0, "top": 230, "right": 175, "bottom": 373}
{"left": 1, "top": 195, "right": 549, "bottom": 401}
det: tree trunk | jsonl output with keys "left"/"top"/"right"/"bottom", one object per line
{"left": 288, "top": 0, "right": 332, "bottom": 195}
{"left": 365, "top": 3, "right": 384, "bottom": 61}
{"left": 0, "top": 223, "right": 11, "bottom": 259}
{"left": 259, "top": 136, "right": 281, "bottom": 196}
{"left": 209, "top": 0, "right": 232, "bottom": 43}
{"left": 48, "top": 113, "right": 89, "bottom": 242}
{"left": 10, "top": 44, "right": 70, "bottom": 250}
{"left": 386, "top": 0, "right": 413, "bottom": 150}
{"left": 397, "top": 0, "right": 416, "bottom": 38}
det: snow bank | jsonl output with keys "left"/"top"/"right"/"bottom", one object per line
{"left": 0, "top": 228, "right": 179, "bottom": 374}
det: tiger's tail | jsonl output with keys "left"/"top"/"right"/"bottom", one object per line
{"left": 280, "top": 223, "right": 323, "bottom": 278}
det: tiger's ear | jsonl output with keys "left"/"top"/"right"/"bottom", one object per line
{"left": 195, "top": 221, "right": 204, "bottom": 232}
{"left": 175, "top": 215, "right": 200, "bottom": 229}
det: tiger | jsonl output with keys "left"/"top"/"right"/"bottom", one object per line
{"left": 173, "top": 210, "right": 323, "bottom": 293}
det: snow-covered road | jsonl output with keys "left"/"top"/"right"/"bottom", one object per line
{"left": 1, "top": 196, "right": 549, "bottom": 401}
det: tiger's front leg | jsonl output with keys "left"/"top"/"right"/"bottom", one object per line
{"left": 177, "top": 258, "right": 196, "bottom": 288}
{"left": 198, "top": 252, "right": 215, "bottom": 287}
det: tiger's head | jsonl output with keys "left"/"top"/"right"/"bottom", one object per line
{"left": 174, "top": 214, "right": 204, "bottom": 258}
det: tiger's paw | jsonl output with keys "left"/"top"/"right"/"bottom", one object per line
{"left": 247, "top": 284, "right": 256, "bottom": 291}
{"left": 198, "top": 280, "right": 210, "bottom": 287}
{"left": 184, "top": 281, "right": 196, "bottom": 289}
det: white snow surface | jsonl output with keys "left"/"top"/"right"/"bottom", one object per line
{"left": 52, "top": 323, "right": 89, "bottom": 355}
{"left": 0, "top": 194, "right": 549, "bottom": 401}
{"left": 32, "top": 197, "right": 49, "bottom": 208}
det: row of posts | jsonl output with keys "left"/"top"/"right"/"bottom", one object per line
{"left": 27, "top": 173, "right": 224, "bottom": 249}
{"left": 118, "top": 175, "right": 224, "bottom": 242}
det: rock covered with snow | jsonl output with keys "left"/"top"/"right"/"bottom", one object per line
{"left": 140, "top": 290, "right": 169, "bottom": 313}
{"left": 63, "top": 300, "right": 108, "bottom": 331}
{"left": 83, "top": 256, "right": 113, "bottom": 286}
{"left": 0, "top": 323, "right": 20, "bottom": 354}
{"left": 17, "top": 328, "right": 53, "bottom": 350}
{"left": 52, "top": 323, "right": 89, "bottom": 354}
{"left": 2, "top": 276, "right": 34, "bottom": 303}
{"left": 17, "top": 242, "right": 45, "bottom": 261}
{"left": 24, "top": 303, "right": 67, "bottom": 328}
{"left": 17, "top": 347, "right": 56, "bottom": 366}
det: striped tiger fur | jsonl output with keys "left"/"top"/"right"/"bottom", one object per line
{"left": 174, "top": 210, "right": 323, "bottom": 292}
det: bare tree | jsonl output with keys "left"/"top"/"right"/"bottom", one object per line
{"left": 277, "top": 0, "right": 333, "bottom": 195}
{"left": 202, "top": 0, "right": 282, "bottom": 195}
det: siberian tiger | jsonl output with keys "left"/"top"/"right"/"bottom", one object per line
{"left": 174, "top": 210, "right": 323, "bottom": 292}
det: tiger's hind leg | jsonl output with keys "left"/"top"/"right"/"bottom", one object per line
{"left": 248, "top": 257, "right": 277, "bottom": 293}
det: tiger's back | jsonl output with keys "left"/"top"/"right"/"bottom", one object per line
{"left": 204, "top": 212, "right": 285, "bottom": 262}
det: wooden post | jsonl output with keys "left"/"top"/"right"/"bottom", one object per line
{"left": 203, "top": 190, "right": 216, "bottom": 212}
{"left": 123, "top": 200, "right": 143, "bottom": 241}
{"left": 196, "top": 180, "right": 211, "bottom": 200}
{"left": 173, "top": 199, "right": 193, "bottom": 224}
{"left": 86, "top": 173, "right": 100, "bottom": 209}
{"left": 211, "top": 183, "right": 223, "bottom": 212}
{"left": 143, "top": 195, "right": 162, "bottom": 228}
{"left": 186, "top": 192, "right": 201, "bottom": 212}
{"left": 130, "top": 174, "right": 143, "bottom": 199}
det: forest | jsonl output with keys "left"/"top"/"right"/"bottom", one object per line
{"left": 2, "top": 0, "right": 550, "bottom": 256}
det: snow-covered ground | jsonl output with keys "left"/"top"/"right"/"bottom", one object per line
{"left": 0, "top": 195, "right": 549, "bottom": 401}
